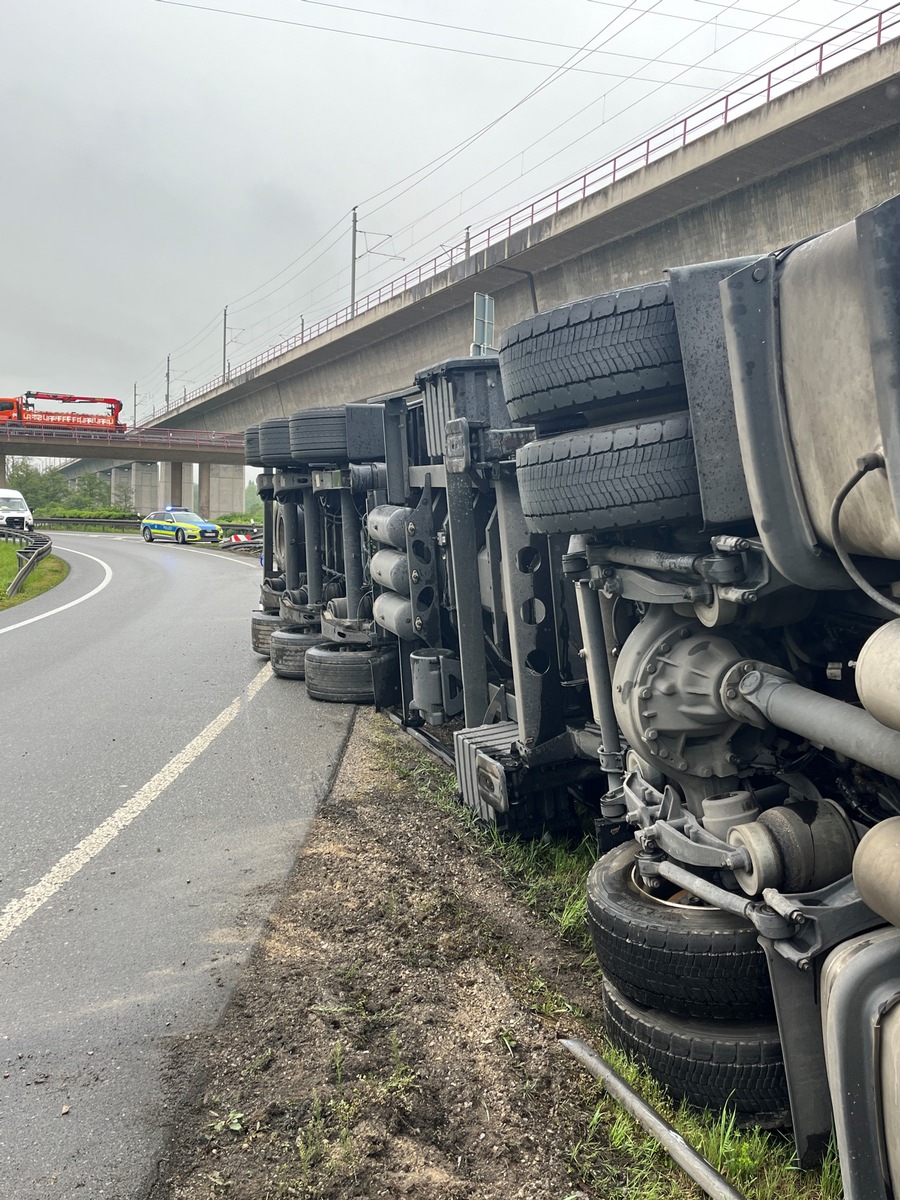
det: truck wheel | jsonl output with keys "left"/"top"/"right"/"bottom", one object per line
{"left": 603, "top": 980, "right": 788, "bottom": 1119}
{"left": 244, "top": 424, "right": 265, "bottom": 467}
{"left": 258, "top": 418, "right": 295, "bottom": 468}
{"left": 259, "top": 577, "right": 285, "bottom": 614}
{"left": 270, "top": 628, "right": 326, "bottom": 680}
{"left": 251, "top": 610, "right": 282, "bottom": 657}
{"left": 304, "top": 643, "right": 398, "bottom": 704}
{"left": 273, "top": 505, "right": 286, "bottom": 574}
{"left": 499, "top": 283, "right": 684, "bottom": 426}
{"left": 515, "top": 414, "right": 701, "bottom": 535}
{"left": 290, "top": 407, "right": 349, "bottom": 464}
{"left": 588, "top": 842, "right": 773, "bottom": 1021}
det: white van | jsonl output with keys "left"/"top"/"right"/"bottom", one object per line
{"left": 0, "top": 488, "right": 35, "bottom": 532}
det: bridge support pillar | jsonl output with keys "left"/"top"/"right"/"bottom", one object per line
{"left": 110, "top": 465, "right": 133, "bottom": 508}
{"left": 198, "top": 462, "right": 211, "bottom": 519}
{"left": 131, "top": 462, "right": 159, "bottom": 516}
{"left": 159, "top": 462, "right": 192, "bottom": 510}
{"left": 208, "top": 463, "right": 245, "bottom": 519}
{"left": 0, "top": 453, "right": 6, "bottom": 487}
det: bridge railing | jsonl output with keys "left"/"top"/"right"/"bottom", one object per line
{"left": 143, "top": 2, "right": 900, "bottom": 425}
{"left": 2, "top": 425, "right": 244, "bottom": 450}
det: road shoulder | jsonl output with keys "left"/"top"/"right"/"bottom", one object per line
{"left": 149, "top": 708, "right": 606, "bottom": 1200}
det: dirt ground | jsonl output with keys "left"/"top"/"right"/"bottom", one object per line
{"left": 148, "top": 708, "right": 619, "bottom": 1200}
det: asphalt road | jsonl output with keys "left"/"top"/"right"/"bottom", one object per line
{"left": 0, "top": 534, "right": 354, "bottom": 1198}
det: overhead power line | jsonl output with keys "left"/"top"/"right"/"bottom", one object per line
{"left": 357, "top": 0, "right": 658, "bottom": 219}
{"left": 228, "top": 210, "right": 349, "bottom": 307}
{"left": 287, "top": 0, "right": 738, "bottom": 73}
{"left": 155, "top": 0, "right": 721, "bottom": 84}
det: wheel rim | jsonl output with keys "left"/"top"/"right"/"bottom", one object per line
{"left": 176, "top": 529, "right": 185, "bottom": 543}
{"left": 628, "top": 865, "right": 716, "bottom": 912}
{"left": 142, "top": 528, "right": 152, "bottom": 542}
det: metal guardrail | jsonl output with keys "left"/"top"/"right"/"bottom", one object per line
{"left": 4, "top": 425, "right": 244, "bottom": 450}
{"left": 2, "top": 528, "right": 53, "bottom": 597}
{"left": 35, "top": 517, "right": 141, "bottom": 532}
{"left": 1, "top": 522, "right": 261, "bottom": 599}
{"left": 33, "top": 517, "right": 260, "bottom": 535}
{"left": 143, "top": 2, "right": 900, "bottom": 423}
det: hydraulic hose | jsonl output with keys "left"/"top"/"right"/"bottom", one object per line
{"left": 829, "top": 451, "right": 900, "bottom": 616}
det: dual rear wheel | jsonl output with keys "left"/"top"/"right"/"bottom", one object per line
{"left": 587, "top": 841, "right": 785, "bottom": 1119}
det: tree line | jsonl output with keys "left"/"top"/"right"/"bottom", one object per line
{"left": 5, "top": 459, "right": 135, "bottom": 514}
{"left": 7, "top": 459, "right": 264, "bottom": 520}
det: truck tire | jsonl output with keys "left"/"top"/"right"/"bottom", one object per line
{"left": 290, "top": 407, "right": 349, "bottom": 464}
{"left": 245, "top": 425, "right": 265, "bottom": 467}
{"left": 588, "top": 842, "right": 773, "bottom": 1021}
{"left": 498, "top": 284, "right": 684, "bottom": 426}
{"left": 515, "top": 414, "right": 701, "bottom": 535}
{"left": 273, "top": 505, "right": 286, "bottom": 573}
{"left": 251, "top": 610, "right": 282, "bottom": 657}
{"left": 258, "top": 418, "right": 295, "bottom": 468}
{"left": 270, "top": 628, "right": 326, "bottom": 679}
{"left": 304, "top": 643, "right": 398, "bottom": 704}
{"left": 603, "top": 981, "right": 788, "bottom": 1119}
{"left": 260, "top": 577, "right": 285, "bottom": 614}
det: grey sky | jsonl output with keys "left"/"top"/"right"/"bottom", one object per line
{"left": 1, "top": 0, "right": 889, "bottom": 424}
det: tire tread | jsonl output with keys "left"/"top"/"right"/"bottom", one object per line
{"left": 516, "top": 415, "right": 701, "bottom": 535}
{"left": 603, "top": 981, "right": 788, "bottom": 1117}
{"left": 499, "top": 285, "right": 684, "bottom": 423}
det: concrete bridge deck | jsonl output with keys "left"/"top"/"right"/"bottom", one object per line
{"left": 0, "top": 424, "right": 244, "bottom": 464}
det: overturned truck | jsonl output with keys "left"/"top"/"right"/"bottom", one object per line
{"left": 246, "top": 193, "right": 900, "bottom": 1199}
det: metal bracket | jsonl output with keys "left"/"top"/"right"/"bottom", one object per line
{"left": 479, "top": 426, "right": 536, "bottom": 461}
{"left": 444, "top": 417, "right": 471, "bottom": 474}
{"left": 273, "top": 469, "right": 312, "bottom": 499}
{"left": 762, "top": 876, "right": 884, "bottom": 968}
{"left": 311, "top": 467, "right": 349, "bottom": 492}
{"left": 405, "top": 477, "right": 441, "bottom": 647}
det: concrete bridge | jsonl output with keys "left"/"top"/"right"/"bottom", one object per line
{"left": 39, "top": 14, "right": 900, "bottom": 510}
{"left": 0, "top": 426, "right": 246, "bottom": 517}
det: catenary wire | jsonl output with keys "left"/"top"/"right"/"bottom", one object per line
{"left": 155, "top": 0, "right": 707, "bottom": 81}
{"left": 286, "top": 0, "right": 740, "bottom": 71}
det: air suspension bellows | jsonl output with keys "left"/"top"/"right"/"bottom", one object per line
{"left": 373, "top": 591, "right": 415, "bottom": 639}
{"left": 727, "top": 799, "right": 858, "bottom": 896}
{"left": 370, "top": 549, "right": 410, "bottom": 595}
{"left": 367, "top": 505, "right": 414, "bottom": 549}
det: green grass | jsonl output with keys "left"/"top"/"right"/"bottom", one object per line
{"left": 0, "top": 545, "right": 70, "bottom": 610}
{"left": 367, "top": 714, "right": 844, "bottom": 1200}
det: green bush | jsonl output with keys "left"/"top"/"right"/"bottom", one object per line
{"left": 217, "top": 512, "right": 262, "bottom": 525}
{"left": 36, "top": 506, "right": 138, "bottom": 520}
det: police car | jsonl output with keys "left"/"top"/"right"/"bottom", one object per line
{"left": 140, "top": 507, "right": 222, "bottom": 544}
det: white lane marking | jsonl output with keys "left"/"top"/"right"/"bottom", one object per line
{"left": 0, "top": 547, "right": 113, "bottom": 636}
{"left": 39, "top": 530, "right": 258, "bottom": 567}
{"left": 0, "top": 662, "right": 273, "bottom": 945}
{"left": 182, "top": 546, "right": 260, "bottom": 567}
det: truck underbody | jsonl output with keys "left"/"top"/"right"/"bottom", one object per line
{"left": 245, "top": 191, "right": 900, "bottom": 1200}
